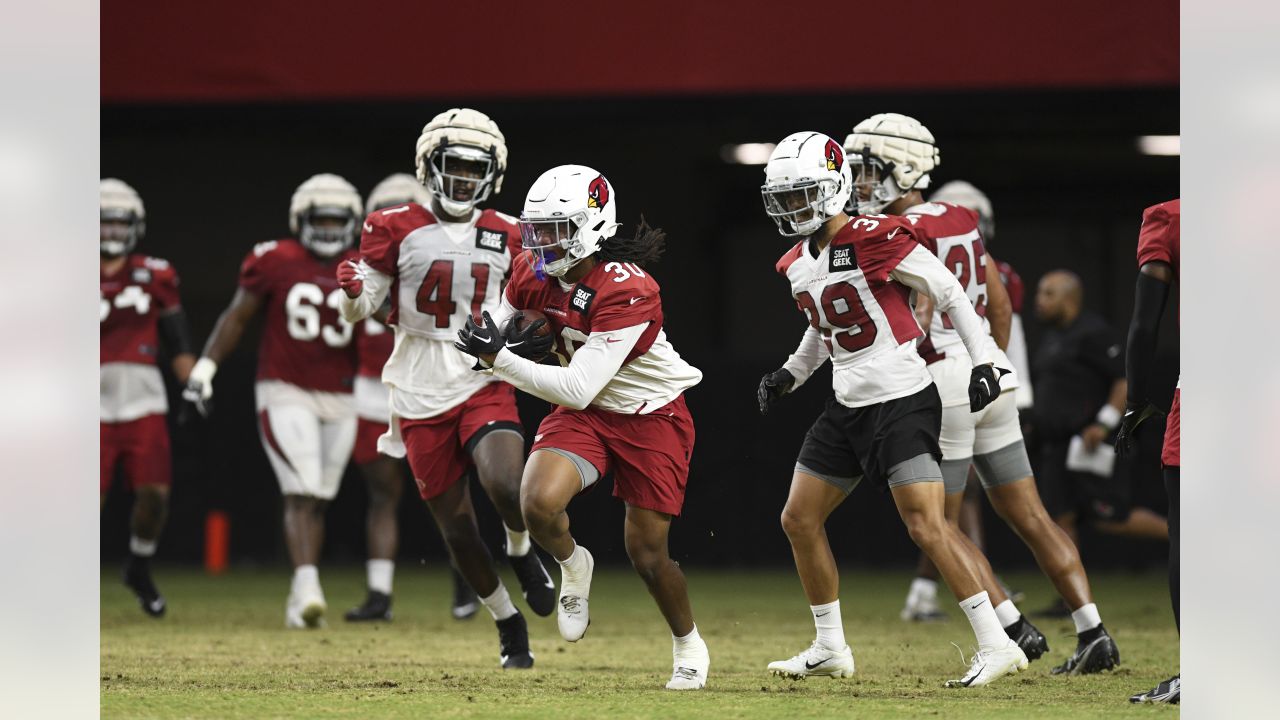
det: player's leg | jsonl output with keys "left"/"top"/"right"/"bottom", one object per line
{"left": 119, "top": 414, "right": 171, "bottom": 618}
{"left": 1165, "top": 467, "right": 1179, "bottom": 630}
{"left": 403, "top": 413, "right": 532, "bottom": 668}
{"left": 1094, "top": 507, "right": 1169, "bottom": 540}
{"left": 345, "top": 418, "right": 401, "bottom": 621}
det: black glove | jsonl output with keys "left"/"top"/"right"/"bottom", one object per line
{"left": 757, "top": 368, "right": 795, "bottom": 415}
{"left": 968, "top": 365, "right": 1010, "bottom": 412}
{"left": 501, "top": 311, "right": 553, "bottom": 362}
{"left": 454, "top": 311, "right": 505, "bottom": 359}
{"left": 1115, "top": 401, "right": 1165, "bottom": 456}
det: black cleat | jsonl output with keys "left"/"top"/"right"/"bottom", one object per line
{"left": 451, "top": 567, "right": 480, "bottom": 621}
{"left": 496, "top": 612, "right": 534, "bottom": 669}
{"left": 1031, "top": 597, "right": 1072, "bottom": 619}
{"left": 510, "top": 551, "right": 555, "bottom": 617}
{"left": 1005, "top": 617, "right": 1049, "bottom": 661}
{"left": 1052, "top": 624, "right": 1120, "bottom": 675}
{"left": 1130, "top": 674, "right": 1180, "bottom": 704}
{"left": 123, "top": 561, "right": 166, "bottom": 618}
{"left": 344, "top": 591, "right": 392, "bottom": 622}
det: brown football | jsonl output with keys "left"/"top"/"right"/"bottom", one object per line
{"left": 509, "top": 309, "right": 552, "bottom": 337}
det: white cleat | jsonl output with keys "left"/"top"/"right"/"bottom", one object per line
{"left": 944, "top": 642, "right": 1029, "bottom": 688}
{"left": 285, "top": 587, "right": 327, "bottom": 629}
{"left": 900, "top": 596, "right": 950, "bottom": 622}
{"left": 557, "top": 547, "right": 594, "bottom": 642}
{"left": 666, "top": 636, "right": 710, "bottom": 690}
{"left": 767, "top": 642, "right": 856, "bottom": 679}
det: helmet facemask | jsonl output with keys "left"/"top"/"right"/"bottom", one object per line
{"left": 299, "top": 206, "right": 357, "bottom": 258}
{"left": 100, "top": 208, "right": 141, "bottom": 257}
{"left": 762, "top": 179, "right": 841, "bottom": 237}
{"left": 427, "top": 146, "right": 495, "bottom": 217}
{"left": 519, "top": 213, "right": 591, "bottom": 278}
{"left": 847, "top": 149, "right": 905, "bottom": 215}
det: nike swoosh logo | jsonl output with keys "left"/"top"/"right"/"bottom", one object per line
{"left": 605, "top": 338, "right": 623, "bottom": 343}
{"left": 629, "top": 297, "right": 644, "bottom": 305}
{"left": 888, "top": 228, "right": 900, "bottom": 239}
{"left": 363, "top": 222, "right": 373, "bottom": 233}
{"left": 805, "top": 658, "right": 830, "bottom": 669}
{"left": 969, "top": 600, "right": 987, "bottom": 609}
{"left": 472, "top": 333, "right": 491, "bottom": 343}
{"left": 814, "top": 611, "right": 830, "bottom": 617}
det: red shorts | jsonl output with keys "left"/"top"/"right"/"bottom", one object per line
{"left": 1162, "top": 388, "right": 1180, "bottom": 467}
{"left": 400, "top": 382, "right": 522, "bottom": 500}
{"left": 352, "top": 418, "right": 390, "bottom": 465}
{"left": 101, "top": 413, "right": 171, "bottom": 494}
{"left": 531, "top": 395, "right": 695, "bottom": 516}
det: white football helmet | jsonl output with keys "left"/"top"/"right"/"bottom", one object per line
{"left": 100, "top": 178, "right": 145, "bottom": 257}
{"left": 415, "top": 108, "right": 507, "bottom": 218}
{"left": 931, "top": 180, "right": 994, "bottom": 243}
{"left": 518, "top": 165, "right": 620, "bottom": 277}
{"left": 761, "top": 131, "right": 852, "bottom": 237}
{"left": 289, "top": 173, "right": 363, "bottom": 258}
{"left": 843, "top": 113, "right": 941, "bottom": 215}
{"left": 366, "top": 172, "right": 432, "bottom": 212}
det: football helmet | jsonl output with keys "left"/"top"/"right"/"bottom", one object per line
{"left": 518, "top": 165, "right": 619, "bottom": 278}
{"left": 761, "top": 132, "right": 852, "bottom": 237}
{"left": 415, "top": 108, "right": 507, "bottom": 218}
{"left": 100, "top": 178, "right": 145, "bottom": 257}
{"left": 843, "top": 113, "right": 940, "bottom": 215}
{"left": 366, "top": 172, "right": 432, "bottom": 212}
{"left": 289, "top": 173, "right": 362, "bottom": 258}
{"left": 931, "top": 179, "right": 994, "bottom": 243}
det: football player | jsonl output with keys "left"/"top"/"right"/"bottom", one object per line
{"left": 337, "top": 109, "right": 554, "bottom": 669}
{"left": 843, "top": 115, "right": 1118, "bottom": 675}
{"left": 453, "top": 165, "right": 711, "bottom": 690}
{"left": 756, "top": 132, "right": 1026, "bottom": 687}
{"left": 100, "top": 178, "right": 196, "bottom": 617}
{"left": 344, "top": 173, "right": 478, "bottom": 622}
{"left": 1117, "top": 199, "right": 1180, "bottom": 704}
{"left": 182, "top": 174, "right": 362, "bottom": 629}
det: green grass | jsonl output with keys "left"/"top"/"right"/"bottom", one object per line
{"left": 102, "top": 565, "right": 1178, "bottom": 719}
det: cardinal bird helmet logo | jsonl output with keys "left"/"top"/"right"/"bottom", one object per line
{"left": 587, "top": 174, "right": 610, "bottom": 209}
{"left": 824, "top": 139, "right": 844, "bottom": 172}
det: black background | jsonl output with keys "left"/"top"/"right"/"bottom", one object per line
{"left": 101, "top": 88, "right": 1179, "bottom": 571}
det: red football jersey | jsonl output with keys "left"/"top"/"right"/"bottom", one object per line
{"left": 356, "top": 317, "right": 393, "bottom": 379}
{"left": 900, "top": 202, "right": 992, "bottom": 363}
{"left": 995, "top": 259, "right": 1025, "bottom": 315}
{"left": 1137, "top": 199, "right": 1180, "bottom": 280}
{"left": 238, "top": 238, "right": 358, "bottom": 394}
{"left": 504, "top": 253, "right": 663, "bottom": 365}
{"left": 100, "top": 254, "right": 182, "bottom": 366}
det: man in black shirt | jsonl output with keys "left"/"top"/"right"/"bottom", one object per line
{"left": 1030, "top": 271, "right": 1167, "bottom": 552}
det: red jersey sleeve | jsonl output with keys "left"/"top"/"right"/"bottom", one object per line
{"left": 582, "top": 265, "right": 664, "bottom": 361}
{"left": 238, "top": 240, "right": 283, "bottom": 296}
{"left": 360, "top": 203, "right": 435, "bottom": 276}
{"left": 845, "top": 216, "right": 918, "bottom": 284}
{"left": 1137, "top": 199, "right": 1180, "bottom": 269}
{"left": 996, "top": 260, "right": 1025, "bottom": 314}
{"left": 775, "top": 241, "right": 805, "bottom": 277}
{"left": 147, "top": 257, "right": 182, "bottom": 312}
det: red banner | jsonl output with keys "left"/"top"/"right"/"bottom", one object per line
{"left": 102, "top": 0, "right": 1178, "bottom": 103}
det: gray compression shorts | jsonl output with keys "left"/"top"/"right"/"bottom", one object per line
{"left": 972, "top": 439, "right": 1034, "bottom": 490}
{"left": 537, "top": 447, "right": 601, "bottom": 490}
{"left": 797, "top": 452, "right": 942, "bottom": 495}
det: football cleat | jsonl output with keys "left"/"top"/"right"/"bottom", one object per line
{"left": 1005, "top": 617, "right": 1049, "bottom": 661}
{"left": 900, "top": 596, "right": 949, "bottom": 623}
{"left": 343, "top": 591, "right": 392, "bottom": 622}
{"left": 510, "top": 551, "right": 556, "bottom": 617}
{"left": 496, "top": 612, "right": 534, "bottom": 669}
{"left": 1130, "top": 674, "right": 1180, "bottom": 704}
{"left": 557, "top": 547, "right": 594, "bottom": 642}
{"left": 944, "top": 642, "right": 1029, "bottom": 688}
{"left": 123, "top": 562, "right": 166, "bottom": 618}
{"left": 285, "top": 588, "right": 327, "bottom": 629}
{"left": 451, "top": 567, "right": 480, "bottom": 621}
{"left": 1051, "top": 625, "right": 1120, "bottom": 675}
{"left": 666, "top": 634, "right": 710, "bottom": 690}
{"left": 767, "top": 642, "right": 856, "bottom": 680}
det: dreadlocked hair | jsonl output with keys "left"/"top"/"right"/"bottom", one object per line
{"left": 595, "top": 216, "right": 666, "bottom": 267}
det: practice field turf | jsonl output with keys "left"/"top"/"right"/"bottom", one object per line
{"left": 101, "top": 565, "right": 1178, "bottom": 719}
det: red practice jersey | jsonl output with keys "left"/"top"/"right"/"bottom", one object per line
{"left": 238, "top": 238, "right": 358, "bottom": 394}
{"left": 996, "top": 260, "right": 1024, "bottom": 315}
{"left": 1137, "top": 199, "right": 1180, "bottom": 467}
{"left": 901, "top": 201, "right": 993, "bottom": 364}
{"left": 101, "top": 254, "right": 183, "bottom": 421}
{"left": 776, "top": 215, "right": 930, "bottom": 407}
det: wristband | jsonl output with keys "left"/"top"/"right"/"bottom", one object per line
{"left": 1095, "top": 404, "right": 1121, "bottom": 431}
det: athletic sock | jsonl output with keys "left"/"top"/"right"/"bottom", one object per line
{"left": 480, "top": 582, "right": 519, "bottom": 621}
{"left": 908, "top": 577, "right": 938, "bottom": 606}
{"left": 994, "top": 599, "right": 1022, "bottom": 628}
{"left": 811, "top": 600, "right": 846, "bottom": 651}
{"left": 129, "top": 535, "right": 157, "bottom": 558}
{"left": 557, "top": 543, "right": 590, "bottom": 582}
{"left": 1071, "top": 602, "right": 1102, "bottom": 635}
{"left": 505, "top": 525, "right": 531, "bottom": 557}
{"left": 292, "top": 564, "right": 320, "bottom": 595}
{"left": 959, "top": 591, "right": 1009, "bottom": 653}
{"left": 673, "top": 625, "right": 706, "bottom": 658}
{"left": 366, "top": 559, "right": 394, "bottom": 595}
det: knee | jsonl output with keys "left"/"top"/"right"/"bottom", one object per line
{"left": 135, "top": 485, "right": 168, "bottom": 511}
{"left": 780, "top": 505, "right": 820, "bottom": 540}
{"left": 904, "top": 513, "right": 946, "bottom": 550}
{"left": 367, "top": 478, "right": 402, "bottom": 508}
{"left": 624, "top": 539, "right": 667, "bottom": 583}
{"left": 520, "top": 484, "right": 559, "bottom": 528}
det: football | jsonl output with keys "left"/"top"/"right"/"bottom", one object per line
{"left": 508, "top": 309, "right": 552, "bottom": 338}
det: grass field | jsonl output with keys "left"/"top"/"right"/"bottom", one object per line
{"left": 101, "top": 564, "right": 1178, "bottom": 719}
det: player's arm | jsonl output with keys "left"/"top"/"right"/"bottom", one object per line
{"left": 913, "top": 292, "right": 935, "bottom": 333}
{"left": 337, "top": 259, "right": 392, "bottom": 323}
{"left": 890, "top": 244, "right": 995, "bottom": 368}
{"left": 181, "top": 288, "right": 263, "bottom": 417}
{"left": 465, "top": 318, "right": 644, "bottom": 411}
{"left": 984, "top": 254, "right": 1012, "bottom": 351}
{"left": 1115, "top": 261, "right": 1173, "bottom": 452}
{"left": 157, "top": 307, "right": 196, "bottom": 384}
{"left": 758, "top": 326, "right": 827, "bottom": 415}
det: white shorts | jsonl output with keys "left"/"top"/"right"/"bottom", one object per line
{"left": 255, "top": 381, "right": 357, "bottom": 500}
{"left": 938, "top": 389, "right": 1024, "bottom": 461}
{"left": 354, "top": 375, "right": 390, "bottom": 423}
